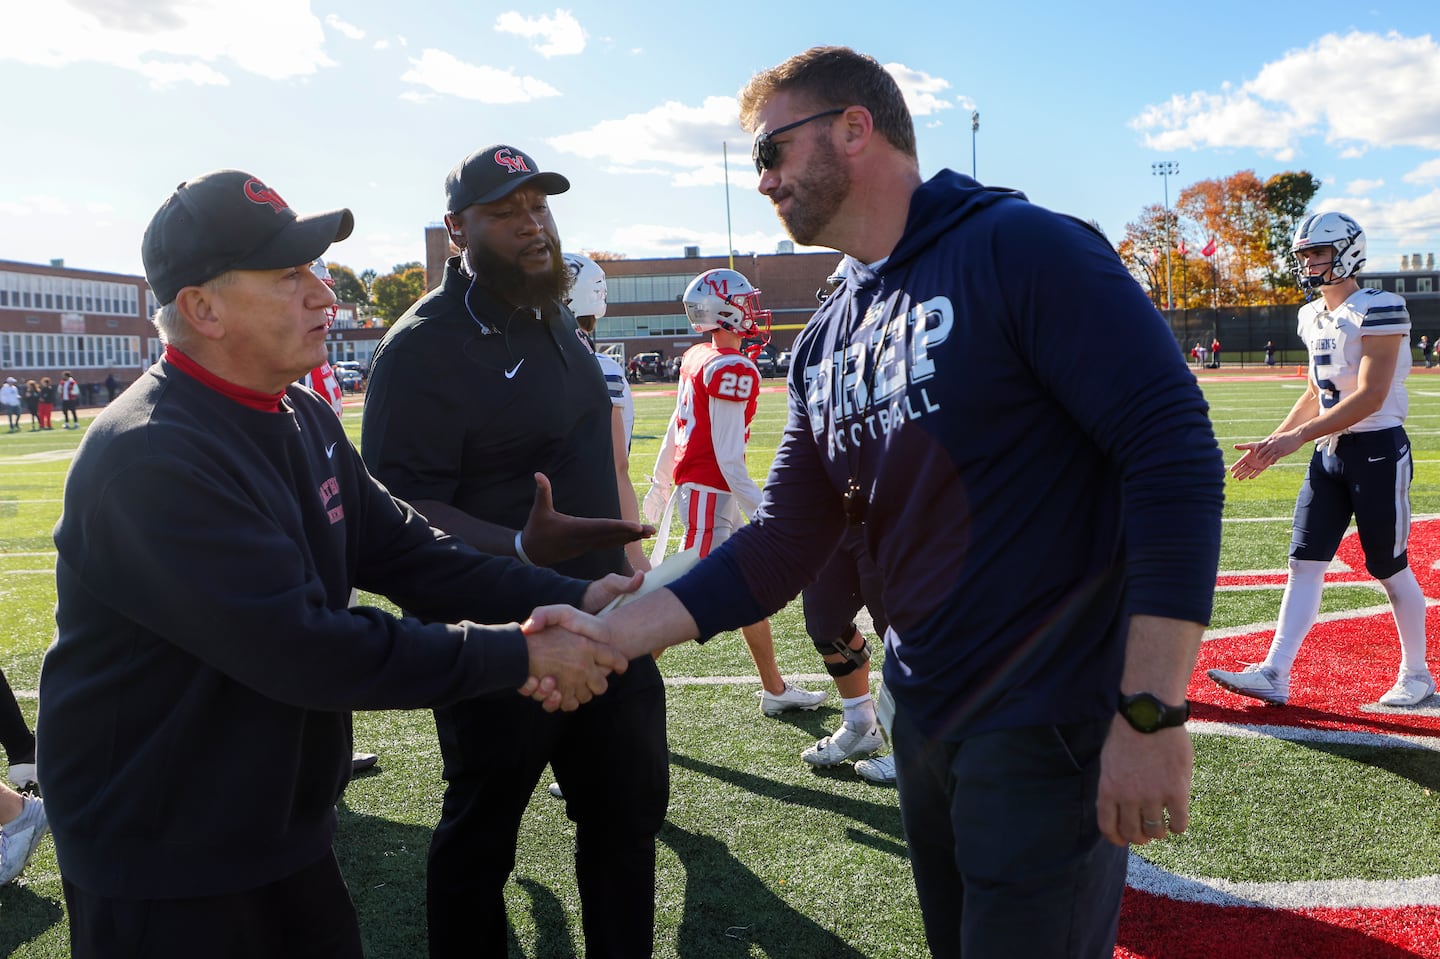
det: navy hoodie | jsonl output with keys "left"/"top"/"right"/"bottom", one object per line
{"left": 671, "top": 170, "right": 1224, "bottom": 740}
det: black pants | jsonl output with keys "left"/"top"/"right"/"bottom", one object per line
{"left": 62, "top": 400, "right": 79, "bottom": 424}
{"left": 892, "top": 710, "right": 1126, "bottom": 958}
{"left": 427, "top": 657, "right": 669, "bottom": 959}
{"left": 64, "top": 851, "right": 363, "bottom": 959}
{"left": 0, "top": 667, "right": 36, "bottom": 764}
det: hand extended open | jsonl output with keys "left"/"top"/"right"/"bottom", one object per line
{"left": 519, "top": 473, "right": 655, "bottom": 568}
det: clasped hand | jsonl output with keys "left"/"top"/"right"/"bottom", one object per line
{"left": 513, "top": 571, "right": 642, "bottom": 712}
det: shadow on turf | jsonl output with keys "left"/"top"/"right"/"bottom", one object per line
{"left": 0, "top": 883, "right": 65, "bottom": 956}
{"left": 661, "top": 821, "right": 870, "bottom": 958}
{"left": 669, "top": 751, "right": 905, "bottom": 848}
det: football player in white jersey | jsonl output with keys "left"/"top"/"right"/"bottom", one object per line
{"left": 646, "top": 269, "right": 826, "bottom": 716}
{"left": 563, "top": 253, "right": 647, "bottom": 575}
{"left": 1208, "top": 212, "right": 1435, "bottom": 708}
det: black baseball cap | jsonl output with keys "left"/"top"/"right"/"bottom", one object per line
{"left": 142, "top": 169, "right": 354, "bottom": 305}
{"left": 445, "top": 145, "right": 570, "bottom": 214}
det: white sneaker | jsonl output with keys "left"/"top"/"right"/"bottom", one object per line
{"left": 854, "top": 754, "right": 896, "bottom": 784}
{"left": 759, "top": 683, "right": 827, "bottom": 717}
{"left": 801, "top": 722, "right": 883, "bottom": 766}
{"left": 547, "top": 782, "right": 564, "bottom": 799}
{"left": 0, "top": 796, "right": 48, "bottom": 884}
{"left": 1206, "top": 664, "right": 1289, "bottom": 705}
{"left": 1377, "top": 672, "right": 1436, "bottom": 707}
{"left": 5, "top": 762, "right": 36, "bottom": 792}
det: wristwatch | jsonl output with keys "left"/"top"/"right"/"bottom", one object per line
{"left": 1117, "top": 692, "right": 1190, "bottom": 733}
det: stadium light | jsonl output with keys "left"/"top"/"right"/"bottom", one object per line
{"left": 1152, "top": 161, "right": 1179, "bottom": 311}
{"left": 971, "top": 111, "right": 980, "bottom": 179}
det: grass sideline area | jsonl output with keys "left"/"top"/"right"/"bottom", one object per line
{"left": 1, "top": 372, "right": 1437, "bottom": 957}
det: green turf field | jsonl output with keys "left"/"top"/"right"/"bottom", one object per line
{"left": 2, "top": 371, "right": 1438, "bottom": 957}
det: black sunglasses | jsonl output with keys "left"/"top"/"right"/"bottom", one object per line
{"left": 751, "top": 109, "right": 845, "bottom": 174}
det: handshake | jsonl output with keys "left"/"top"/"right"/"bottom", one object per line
{"left": 514, "top": 549, "right": 701, "bottom": 712}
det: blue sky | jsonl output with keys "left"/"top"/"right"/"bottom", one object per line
{"left": 2, "top": 1, "right": 1437, "bottom": 280}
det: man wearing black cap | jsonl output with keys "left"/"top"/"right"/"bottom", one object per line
{"left": 363, "top": 146, "right": 668, "bottom": 958}
{"left": 38, "top": 169, "right": 635, "bottom": 958}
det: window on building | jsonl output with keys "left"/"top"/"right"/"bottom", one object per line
{"left": 1419, "top": 278, "right": 1433, "bottom": 294}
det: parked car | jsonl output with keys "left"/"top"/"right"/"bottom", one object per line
{"left": 775, "top": 350, "right": 793, "bottom": 375}
{"left": 333, "top": 361, "right": 365, "bottom": 393}
{"left": 753, "top": 349, "right": 777, "bottom": 376}
{"left": 628, "top": 352, "right": 664, "bottom": 381}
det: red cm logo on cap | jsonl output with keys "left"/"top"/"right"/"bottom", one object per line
{"left": 243, "top": 178, "right": 290, "bottom": 213}
{"left": 493, "top": 148, "right": 531, "bottom": 174}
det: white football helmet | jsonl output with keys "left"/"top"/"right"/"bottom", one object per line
{"left": 683, "top": 268, "right": 771, "bottom": 336}
{"left": 563, "top": 253, "right": 608, "bottom": 318}
{"left": 1291, "top": 212, "right": 1366, "bottom": 290}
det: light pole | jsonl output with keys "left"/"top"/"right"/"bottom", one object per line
{"left": 971, "top": 111, "right": 980, "bottom": 178}
{"left": 1152, "top": 161, "right": 1178, "bottom": 311}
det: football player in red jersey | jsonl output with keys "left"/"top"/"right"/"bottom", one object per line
{"left": 647, "top": 269, "right": 826, "bottom": 715}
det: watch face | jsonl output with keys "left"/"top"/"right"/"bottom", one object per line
{"left": 1128, "top": 696, "right": 1161, "bottom": 731}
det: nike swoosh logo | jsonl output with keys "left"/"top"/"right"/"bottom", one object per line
{"left": 326, "top": 442, "right": 338, "bottom": 458}
{"left": 505, "top": 359, "right": 525, "bottom": 379}
{"left": 1369, "top": 456, "right": 1386, "bottom": 462}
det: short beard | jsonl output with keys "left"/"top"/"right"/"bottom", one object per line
{"left": 465, "top": 234, "right": 569, "bottom": 309}
{"left": 775, "top": 131, "right": 849, "bottom": 247}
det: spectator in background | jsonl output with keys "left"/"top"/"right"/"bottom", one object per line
{"left": 1210, "top": 337, "right": 1222, "bottom": 368}
{"left": 1, "top": 377, "right": 20, "bottom": 432}
{"left": 23, "top": 380, "right": 40, "bottom": 431}
{"left": 104, "top": 373, "right": 119, "bottom": 403}
{"left": 36, "top": 376, "right": 55, "bottom": 430}
{"left": 60, "top": 371, "right": 81, "bottom": 429}
{"left": 1265, "top": 340, "right": 1276, "bottom": 367}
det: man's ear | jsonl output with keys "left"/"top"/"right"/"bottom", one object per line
{"left": 174, "top": 286, "right": 226, "bottom": 342}
{"left": 444, "top": 213, "right": 466, "bottom": 248}
{"left": 838, "top": 105, "right": 874, "bottom": 157}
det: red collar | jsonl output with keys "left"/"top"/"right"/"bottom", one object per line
{"left": 163, "top": 345, "right": 286, "bottom": 412}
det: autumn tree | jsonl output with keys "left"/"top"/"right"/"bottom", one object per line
{"left": 1121, "top": 168, "right": 1319, "bottom": 309}
{"left": 1118, "top": 203, "right": 1181, "bottom": 308}
{"left": 324, "top": 263, "right": 370, "bottom": 309}
{"left": 1263, "top": 171, "right": 1322, "bottom": 298}
{"left": 371, "top": 262, "right": 428, "bottom": 324}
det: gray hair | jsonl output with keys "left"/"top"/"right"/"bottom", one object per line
{"left": 150, "top": 271, "right": 237, "bottom": 345}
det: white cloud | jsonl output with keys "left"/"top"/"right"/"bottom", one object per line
{"left": 1404, "top": 158, "right": 1440, "bottom": 183}
{"left": 324, "top": 13, "right": 364, "bottom": 41}
{"left": 1346, "top": 178, "right": 1385, "bottom": 195}
{"left": 400, "top": 49, "right": 560, "bottom": 103}
{"left": 1131, "top": 31, "right": 1440, "bottom": 158}
{"left": 373, "top": 39, "right": 389, "bottom": 51}
{"left": 1310, "top": 188, "right": 1440, "bottom": 268}
{"left": 883, "top": 63, "right": 957, "bottom": 118}
{"left": 548, "top": 96, "right": 742, "bottom": 185}
{"left": 1130, "top": 86, "right": 1305, "bottom": 160}
{"left": 494, "top": 9, "right": 585, "bottom": 58}
{"left": 0, "top": 0, "right": 334, "bottom": 87}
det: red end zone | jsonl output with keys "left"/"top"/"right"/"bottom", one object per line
{"left": 1190, "top": 517, "right": 1440, "bottom": 734}
{"left": 1117, "top": 518, "right": 1440, "bottom": 958}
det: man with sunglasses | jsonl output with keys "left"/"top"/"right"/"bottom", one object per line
{"left": 362, "top": 145, "right": 668, "bottom": 959}
{"left": 532, "top": 46, "right": 1225, "bottom": 958}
